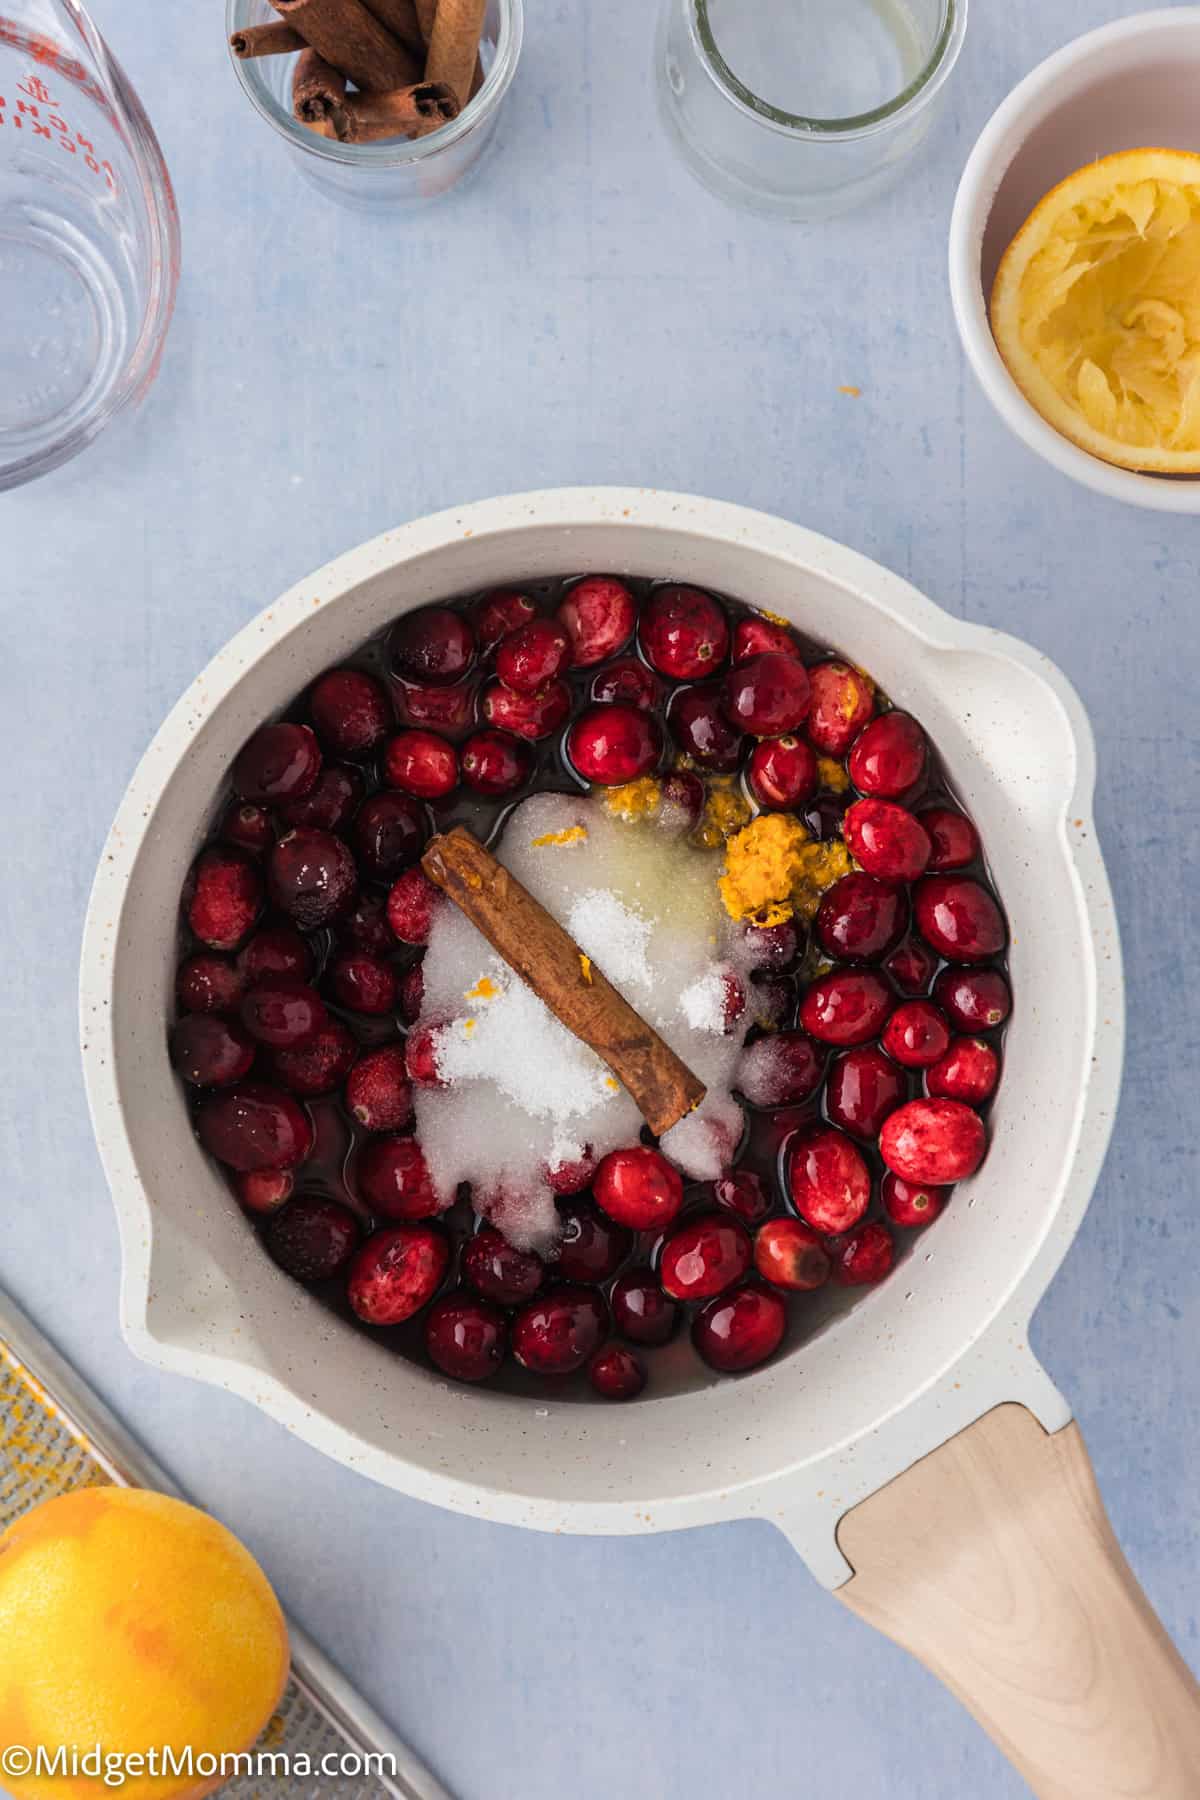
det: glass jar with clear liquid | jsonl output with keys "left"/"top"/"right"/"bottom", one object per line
{"left": 0, "top": 0, "right": 178, "bottom": 490}
{"left": 657, "top": 0, "right": 968, "bottom": 220}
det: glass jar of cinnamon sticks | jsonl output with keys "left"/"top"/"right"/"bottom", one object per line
{"left": 227, "top": 0, "right": 522, "bottom": 205}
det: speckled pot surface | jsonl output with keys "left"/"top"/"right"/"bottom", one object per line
{"left": 79, "top": 489, "right": 1123, "bottom": 1587}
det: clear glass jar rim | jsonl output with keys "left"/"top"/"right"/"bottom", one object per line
{"left": 226, "top": 0, "right": 523, "bottom": 164}
{"left": 692, "top": 0, "right": 966, "bottom": 138}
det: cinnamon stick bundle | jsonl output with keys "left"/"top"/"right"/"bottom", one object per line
{"left": 230, "top": 21, "right": 306, "bottom": 57}
{"left": 292, "top": 47, "right": 348, "bottom": 124}
{"left": 271, "top": 0, "right": 421, "bottom": 90}
{"left": 337, "top": 80, "right": 459, "bottom": 140}
{"left": 361, "top": 0, "right": 425, "bottom": 52}
{"left": 424, "top": 0, "right": 487, "bottom": 109}
{"left": 423, "top": 827, "right": 707, "bottom": 1138}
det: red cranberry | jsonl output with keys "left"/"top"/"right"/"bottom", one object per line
{"left": 735, "top": 1031, "right": 823, "bottom": 1107}
{"left": 844, "top": 798, "right": 931, "bottom": 882}
{"left": 267, "top": 1196, "right": 359, "bottom": 1283}
{"left": 196, "top": 1082, "right": 314, "bottom": 1171}
{"left": 240, "top": 979, "right": 327, "bottom": 1049}
{"left": 829, "top": 1221, "right": 894, "bottom": 1286}
{"left": 543, "top": 1147, "right": 598, "bottom": 1195}
{"left": 732, "top": 616, "right": 801, "bottom": 664}
{"left": 593, "top": 1146, "right": 684, "bottom": 1231}
{"left": 610, "top": 1269, "right": 679, "bottom": 1345}
{"left": 348, "top": 1224, "right": 449, "bottom": 1325}
{"left": 171, "top": 1015, "right": 256, "bottom": 1087}
{"left": 337, "top": 893, "right": 394, "bottom": 960}
{"left": 880, "top": 1098, "right": 986, "bottom": 1183}
{"left": 177, "top": 953, "right": 244, "bottom": 1015}
{"left": 328, "top": 953, "right": 397, "bottom": 1016}
{"left": 481, "top": 678, "right": 572, "bottom": 741}
{"left": 882, "top": 1000, "right": 951, "bottom": 1069}
{"left": 556, "top": 576, "right": 636, "bottom": 667}
{"left": 279, "top": 763, "right": 364, "bottom": 834}
{"left": 639, "top": 585, "right": 730, "bottom": 680}
{"left": 815, "top": 872, "right": 906, "bottom": 963}
{"left": 799, "top": 969, "right": 891, "bottom": 1046}
{"left": 308, "top": 668, "right": 390, "bottom": 757}
{"left": 747, "top": 735, "right": 818, "bottom": 810}
{"left": 747, "top": 976, "right": 794, "bottom": 1033}
{"left": 234, "top": 1167, "right": 295, "bottom": 1214}
{"left": 186, "top": 848, "right": 263, "bottom": 950}
{"left": 933, "top": 967, "right": 1012, "bottom": 1032}
{"left": 881, "top": 1170, "right": 948, "bottom": 1229}
{"left": 389, "top": 607, "right": 475, "bottom": 686}
{"left": 352, "top": 792, "right": 428, "bottom": 881}
{"left": 237, "top": 924, "right": 314, "bottom": 987}
{"left": 668, "top": 687, "right": 743, "bottom": 771}
{"left": 425, "top": 1295, "right": 507, "bottom": 1382}
{"left": 659, "top": 1214, "right": 751, "bottom": 1302}
{"left": 826, "top": 1045, "right": 907, "bottom": 1140}
{"left": 405, "top": 1023, "right": 445, "bottom": 1088}
{"left": 358, "top": 1134, "right": 442, "bottom": 1219}
{"left": 884, "top": 935, "right": 938, "bottom": 996}
{"left": 590, "top": 657, "right": 662, "bottom": 711}
{"left": 806, "top": 662, "right": 875, "bottom": 757}
{"left": 220, "top": 802, "right": 274, "bottom": 857}
{"left": 754, "top": 1218, "right": 830, "bottom": 1292}
{"left": 383, "top": 730, "right": 459, "bottom": 800}
{"left": 398, "top": 959, "right": 424, "bottom": 1023}
{"left": 927, "top": 1036, "right": 999, "bottom": 1104}
{"left": 739, "top": 919, "right": 799, "bottom": 970}
{"left": 496, "top": 618, "right": 571, "bottom": 694}
{"left": 914, "top": 875, "right": 1005, "bottom": 962}
{"left": 724, "top": 653, "right": 811, "bottom": 737}
{"left": 346, "top": 1044, "right": 413, "bottom": 1132}
{"left": 232, "top": 723, "right": 321, "bottom": 805}
{"left": 589, "top": 1344, "right": 646, "bottom": 1400}
{"left": 462, "top": 1226, "right": 544, "bottom": 1305}
{"left": 788, "top": 1125, "right": 871, "bottom": 1234}
{"left": 393, "top": 677, "right": 477, "bottom": 742}
{"left": 387, "top": 867, "right": 440, "bottom": 945}
{"left": 567, "top": 703, "right": 662, "bottom": 785}
{"left": 714, "top": 1169, "right": 773, "bottom": 1226}
{"left": 268, "top": 829, "right": 356, "bottom": 929}
{"left": 512, "top": 1285, "right": 609, "bottom": 1374}
{"left": 693, "top": 1283, "right": 786, "bottom": 1373}
{"left": 475, "top": 587, "right": 537, "bottom": 652}
{"left": 267, "top": 1019, "right": 358, "bottom": 1096}
{"left": 804, "top": 794, "right": 849, "bottom": 842}
{"left": 556, "top": 1200, "right": 632, "bottom": 1283}
{"left": 460, "top": 728, "right": 533, "bottom": 796}
{"left": 848, "top": 711, "right": 927, "bottom": 797}
{"left": 919, "top": 806, "right": 980, "bottom": 872}
{"left": 659, "top": 769, "right": 706, "bottom": 827}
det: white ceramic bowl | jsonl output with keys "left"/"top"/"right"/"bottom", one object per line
{"left": 949, "top": 8, "right": 1200, "bottom": 514}
{"left": 80, "top": 489, "right": 1122, "bottom": 1588}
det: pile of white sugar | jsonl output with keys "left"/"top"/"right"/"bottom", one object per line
{"left": 413, "top": 792, "right": 753, "bottom": 1251}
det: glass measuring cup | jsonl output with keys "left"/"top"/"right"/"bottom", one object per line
{"left": 657, "top": 0, "right": 967, "bottom": 220}
{"left": 0, "top": 0, "right": 179, "bottom": 491}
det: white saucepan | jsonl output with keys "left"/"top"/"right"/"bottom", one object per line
{"left": 80, "top": 490, "right": 1200, "bottom": 1797}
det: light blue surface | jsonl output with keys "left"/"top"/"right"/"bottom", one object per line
{"left": 2, "top": 3, "right": 1198, "bottom": 1796}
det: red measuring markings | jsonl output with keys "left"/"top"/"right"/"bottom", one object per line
{"left": 0, "top": 71, "right": 116, "bottom": 189}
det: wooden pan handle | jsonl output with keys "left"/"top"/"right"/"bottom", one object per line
{"left": 836, "top": 1404, "right": 1200, "bottom": 1799}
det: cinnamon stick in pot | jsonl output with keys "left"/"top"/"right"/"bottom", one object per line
{"left": 230, "top": 21, "right": 306, "bottom": 57}
{"left": 337, "top": 80, "right": 459, "bottom": 140}
{"left": 292, "top": 47, "right": 348, "bottom": 126}
{"left": 271, "top": 0, "right": 421, "bottom": 89}
{"left": 424, "top": 0, "right": 487, "bottom": 109}
{"left": 422, "top": 827, "right": 707, "bottom": 1138}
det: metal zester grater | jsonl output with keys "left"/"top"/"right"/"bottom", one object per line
{"left": 0, "top": 1284, "right": 455, "bottom": 1800}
